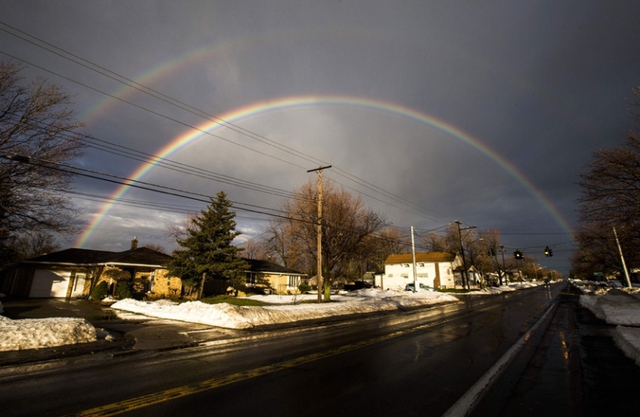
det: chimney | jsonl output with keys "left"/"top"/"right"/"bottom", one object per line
{"left": 131, "top": 237, "right": 138, "bottom": 250}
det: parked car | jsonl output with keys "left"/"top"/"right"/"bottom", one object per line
{"left": 405, "top": 283, "right": 435, "bottom": 292}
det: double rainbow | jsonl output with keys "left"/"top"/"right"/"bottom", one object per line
{"left": 75, "top": 95, "right": 574, "bottom": 247}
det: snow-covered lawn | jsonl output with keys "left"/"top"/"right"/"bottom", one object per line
{"left": 110, "top": 288, "right": 459, "bottom": 329}
{"left": 4, "top": 281, "right": 640, "bottom": 364}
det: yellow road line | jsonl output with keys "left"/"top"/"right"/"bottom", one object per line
{"left": 70, "top": 305, "right": 497, "bottom": 416}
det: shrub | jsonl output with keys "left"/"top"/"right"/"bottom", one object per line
{"left": 298, "top": 283, "right": 312, "bottom": 293}
{"left": 115, "top": 280, "right": 132, "bottom": 299}
{"left": 91, "top": 281, "right": 108, "bottom": 301}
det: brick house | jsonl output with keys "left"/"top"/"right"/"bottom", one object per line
{"left": 243, "top": 258, "right": 307, "bottom": 295}
{"left": 0, "top": 242, "right": 180, "bottom": 299}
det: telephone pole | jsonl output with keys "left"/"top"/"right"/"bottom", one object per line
{"left": 455, "top": 221, "right": 476, "bottom": 289}
{"left": 308, "top": 165, "right": 332, "bottom": 302}
{"left": 411, "top": 226, "right": 418, "bottom": 292}
{"left": 613, "top": 227, "right": 632, "bottom": 288}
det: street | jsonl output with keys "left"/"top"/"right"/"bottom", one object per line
{"left": 472, "top": 284, "right": 640, "bottom": 417}
{"left": 1, "top": 284, "right": 637, "bottom": 416}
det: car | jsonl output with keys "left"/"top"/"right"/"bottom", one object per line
{"left": 405, "top": 283, "right": 435, "bottom": 292}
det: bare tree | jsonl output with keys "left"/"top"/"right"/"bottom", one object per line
{"left": 242, "top": 238, "right": 269, "bottom": 260}
{"left": 421, "top": 230, "right": 449, "bottom": 252}
{"left": 0, "top": 61, "right": 85, "bottom": 265}
{"left": 576, "top": 131, "right": 640, "bottom": 275}
{"left": 260, "top": 221, "right": 309, "bottom": 270}
{"left": 571, "top": 86, "right": 640, "bottom": 278}
{"left": 10, "top": 230, "right": 59, "bottom": 260}
{"left": 478, "top": 228, "right": 506, "bottom": 284}
{"left": 267, "top": 179, "right": 387, "bottom": 301}
{"left": 143, "top": 243, "right": 168, "bottom": 254}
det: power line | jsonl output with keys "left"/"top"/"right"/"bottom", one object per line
{"left": 0, "top": 22, "right": 452, "bottom": 223}
{"left": 1, "top": 111, "right": 304, "bottom": 202}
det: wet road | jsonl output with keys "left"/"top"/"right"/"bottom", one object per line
{"left": 4, "top": 283, "right": 632, "bottom": 416}
{"left": 472, "top": 283, "right": 640, "bottom": 417}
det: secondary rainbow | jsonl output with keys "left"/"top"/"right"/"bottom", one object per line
{"left": 75, "top": 95, "right": 574, "bottom": 247}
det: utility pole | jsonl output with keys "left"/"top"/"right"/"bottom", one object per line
{"left": 308, "top": 165, "right": 332, "bottom": 302}
{"left": 613, "top": 227, "right": 632, "bottom": 288}
{"left": 499, "top": 245, "right": 507, "bottom": 285}
{"left": 411, "top": 226, "right": 418, "bottom": 292}
{"left": 455, "top": 221, "right": 476, "bottom": 289}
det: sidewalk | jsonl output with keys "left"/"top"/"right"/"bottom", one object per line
{"left": 0, "top": 298, "right": 242, "bottom": 367}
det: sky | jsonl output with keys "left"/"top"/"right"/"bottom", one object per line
{"left": 1, "top": 1, "right": 639, "bottom": 274}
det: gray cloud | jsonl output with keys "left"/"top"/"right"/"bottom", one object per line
{"left": 2, "top": 0, "right": 639, "bottom": 273}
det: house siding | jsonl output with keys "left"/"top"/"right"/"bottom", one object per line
{"left": 379, "top": 252, "right": 461, "bottom": 290}
{"left": 0, "top": 247, "right": 179, "bottom": 299}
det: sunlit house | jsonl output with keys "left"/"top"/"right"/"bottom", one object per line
{"left": 0, "top": 239, "right": 180, "bottom": 299}
{"left": 377, "top": 252, "right": 463, "bottom": 291}
{"left": 243, "top": 258, "right": 307, "bottom": 295}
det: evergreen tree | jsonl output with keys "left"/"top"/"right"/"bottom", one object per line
{"left": 169, "top": 192, "right": 248, "bottom": 298}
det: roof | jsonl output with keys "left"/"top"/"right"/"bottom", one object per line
{"left": 244, "top": 258, "right": 306, "bottom": 276}
{"left": 107, "top": 247, "right": 173, "bottom": 266}
{"left": 24, "top": 247, "right": 172, "bottom": 267}
{"left": 384, "top": 252, "right": 456, "bottom": 265}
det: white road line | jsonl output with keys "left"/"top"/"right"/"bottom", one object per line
{"left": 442, "top": 302, "right": 556, "bottom": 417}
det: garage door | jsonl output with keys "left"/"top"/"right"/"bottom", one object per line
{"left": 29, "top": 270, "right": 71, "bottom": 298}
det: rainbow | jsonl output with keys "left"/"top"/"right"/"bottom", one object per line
{"left": 75, "top": 95, "right": 575, "bottom": 247}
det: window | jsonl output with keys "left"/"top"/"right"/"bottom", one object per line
{"left": 288, "top": 275, "right": 299, "bottom": 288}
{"left": 401, "top": 274, "right": 409, "bottom": 279}
{"left": 246, "top": 273, "right": 257, "bottom": 285}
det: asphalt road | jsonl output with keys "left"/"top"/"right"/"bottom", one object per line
{"left": 472, "top": 284, "right": 640, "bottom": 417}
{"left": 1, "top": 285, "right": 580, "bottom": 417}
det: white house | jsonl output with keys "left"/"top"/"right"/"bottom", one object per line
{"left": 377, "top": 252, "right": 463, "bottom": 291}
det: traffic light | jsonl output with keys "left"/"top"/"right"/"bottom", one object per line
{"left": 514, "top": 250, "right": 523, "bottom": 260}
{"left": 544, "top": 246, "right": 553, "bottom": 257}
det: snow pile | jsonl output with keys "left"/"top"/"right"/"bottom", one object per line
{"left": 579, "top": 290, "right": 640, "bottom": 326}
{"left": 576, "top": 281, "right": 640, "bottom": 366}
{"left": 463, "top": 282, "right": 545, "bottom": 295}
{"left": 111, "top": 289, "right": 459, "bottom": 329}
{"left": 613, "top": 327, "right": 640, "bottom": 366}
{"left": 0, "top": 316, "right": 97, "bottom": 351}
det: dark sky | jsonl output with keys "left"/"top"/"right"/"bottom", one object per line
{"left": 2, "top": 1, "right": 639, "bottom": 274}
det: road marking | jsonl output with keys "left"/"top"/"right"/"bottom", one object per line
{"left": 441, "top": 302, "right": 557, "bottom": 417}
{"left": 69, "top": 304, "right": 499, "bottom": 417}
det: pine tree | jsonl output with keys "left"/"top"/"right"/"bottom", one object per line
{"left": 169, "top": 192, "right": 248, "bottom": 299}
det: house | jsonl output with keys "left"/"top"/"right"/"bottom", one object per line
{"left": 243, "top": 258, "right": 307, "bottom": 295}
{"left": 377, "top": 252, "right": 463, "bottom": 291}
{"left": 0, "top": 240, "right": 180, "bottom": 299}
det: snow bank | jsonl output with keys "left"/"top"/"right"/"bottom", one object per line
{"left": 575, "top": 281, "right": 640, "bottom": 367}
{"left": 614, "top": 326, "right": 640, "bottom": 366}
{"left": 111, "top": 289, "right": 459, "bottom": 329}
{"left": 461, "top": 282, "right": 544, "bottom": 295}
{"left": 579, "top": 290, "right": 640, "bottom": 326}
{"left": 0, "top": 316, "right": 97, "bottom": 351}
